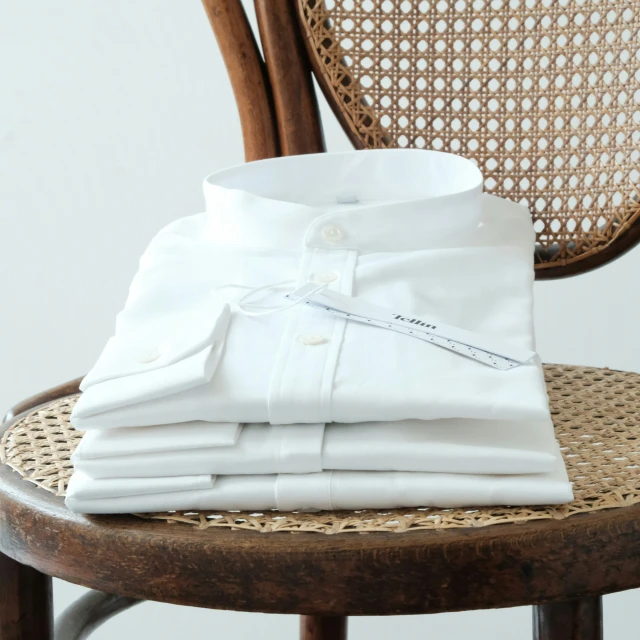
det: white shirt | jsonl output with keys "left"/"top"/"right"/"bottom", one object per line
{"left": 66, "top": 473, "right": 215, "bottom": 501}
{"left": 65, "top": 455, "right": 573, "bottom": 514}
{"left": 72, "top": 418, "right": 559, "bottom": 478}
{"left": 72, "top": 150, "right": 550, "bottom": 428}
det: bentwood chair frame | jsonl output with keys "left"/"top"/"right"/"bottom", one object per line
{"left": 208, "top": 0, "right": 640, "bottom": 279}
{"left": 1, "top": 1, "right": 640, "bottom": 639}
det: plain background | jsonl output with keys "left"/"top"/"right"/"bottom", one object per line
{"left": 2, "top": 1, "right": 639, "bottom": 637}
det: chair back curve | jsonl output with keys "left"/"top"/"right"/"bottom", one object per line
{"left": 203, "top": 0, "right": 640, "bottom": 279}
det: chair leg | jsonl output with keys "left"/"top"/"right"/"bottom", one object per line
{"left": 300, "top": 615, "right": 347, "bottom": 640}
{"left": 54, "top": 590, "right": 142, "bottom": 640}
{"left": 533, "top": 596, "right": 603, "bottom": 640}
{"left": 0, "top": 551, "right": 53, "bottom": 640}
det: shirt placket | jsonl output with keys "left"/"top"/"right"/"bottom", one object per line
{"left": 268, "top": 233, "right": 358, "bottom": 425}
{"left": 275, "top": 471, "right": 333, "bottom": 511}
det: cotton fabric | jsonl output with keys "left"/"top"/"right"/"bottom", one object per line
{"left": 67, "top": 473, "right": 215, "bottom": 500}
{"left": 65, "top": 149, "right": 573, "bottom": 515}
{"left": 71, "top": 150, "right": 550, "bottom": 429}
{"left": 72, "top": 418, "right": 559, "bottom": 478}
{"left": 65, "top": 453, "right": 572, "bottom": 514}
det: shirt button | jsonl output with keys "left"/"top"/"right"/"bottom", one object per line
{"left": 313, "top": 272, "right": 338, "bottom": 283}
{"left": 298, "top": 334, "right": 327, "bottom": 346}
{"left": 139, "top": 348, "right": 161, "bottom": 364}
{"left": 321, "top": 225, "right": 344, "bottom": 243}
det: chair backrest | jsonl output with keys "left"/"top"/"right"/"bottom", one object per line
{"left": 203, "top": 0, "right": 640, "bottom": 278}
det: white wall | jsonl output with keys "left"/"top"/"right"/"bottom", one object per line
{"left": 2, "top": 1, "right": 638, "bottom": 638}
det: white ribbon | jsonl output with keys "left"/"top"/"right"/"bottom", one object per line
{"left": 213, "top": 280, "right": 328, "bottom": 317}
{"left": 215, "top": 281, "right": 536, "bottom": 370}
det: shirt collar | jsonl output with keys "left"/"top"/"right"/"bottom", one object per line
{"left": 202, "top": 149, "right": 483, "bottom": 253}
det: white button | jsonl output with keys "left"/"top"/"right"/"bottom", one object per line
{"left": 313, "top": 272, "right": 338, "bottom": 283}
{"left": 139, "top": 349, "right": 161, "bottom": 364}
{"left": 298, "top": 334, "right": 327, "bottom": 346}
{"left": 321, "top": 225, "right": 344, "bottom": 242}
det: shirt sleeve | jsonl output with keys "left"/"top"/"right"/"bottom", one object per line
{"left": 73, "top": 214, "right": 231, "bottom": 422}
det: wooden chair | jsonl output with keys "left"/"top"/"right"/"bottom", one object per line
{"left": 2, "top": 1, "right": 640, "bottom": 638}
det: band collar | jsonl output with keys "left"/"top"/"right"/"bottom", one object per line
{"left": 202, "top": 149, "right": 483, "bottom": 252}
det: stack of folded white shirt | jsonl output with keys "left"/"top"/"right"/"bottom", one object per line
{"left": 66, "top": 149, "right": 573, "bottom": 514}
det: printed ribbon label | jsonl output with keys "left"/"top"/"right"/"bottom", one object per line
{"left": 285, "top": 284, "right": 536, "bottom": 371}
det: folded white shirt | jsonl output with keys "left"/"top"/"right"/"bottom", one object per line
{"left": 71, "top": 150, "right": 551, "bottom": 429}
{"left": 67, "top": 473, "right": 216, "bottom": 500}
{"left": 65, "top": 451, "right": 573, "bottom": 514}
{"left": 73, "top": 418, "right": 559, "bottom": 478}
{"left": 73, "top": 421, "right": 241, "bottom": 459}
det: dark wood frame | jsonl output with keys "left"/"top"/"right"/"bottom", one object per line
{"left": 203, "top": 0, "right": 325, "bottom": 162}
{"left": 3, "top": 381, "right": 640, "bottom": 638}
{"left": 2, "top": 2, "right": 640, "bottom": 638}
{"left": 203, "top": 0, "right": 640, "bottom": 280}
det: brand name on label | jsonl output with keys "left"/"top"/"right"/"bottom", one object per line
{"left": 393, "top": 315, "right": 437, "bottom": 330}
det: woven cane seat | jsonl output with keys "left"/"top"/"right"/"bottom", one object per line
{"left": 1, "top": 363, "right": 640, "bottom": 614}
{"left": 1, "top": 363, "right": 639, "bottom": 533}
{"left": 297, "top": 0, "right": 640, "bottom": 270}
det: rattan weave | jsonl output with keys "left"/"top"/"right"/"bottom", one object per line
{"left": 1, "top": 364, "right": 639, "bottom": 534}
{"left": 298, "top": 0, "right": 640, "bottom": 268}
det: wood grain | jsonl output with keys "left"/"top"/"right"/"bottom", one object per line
{"left": 255, "top": 0, "right": 325, "bottom": 156}
{"left": 200, "top": 1, "right": 640, "bottom": 277}
{"left": 3, "top": 377, "right": 82, "bottom": 423}
{"left": 0, "top": 552, "right": 53, "bottom": 640}
{"left": 1, "top": 414, "right": 639, "bottom": 616}
{"left": 292, "top": 0, "right": 640, "bottom": 280}
{"left": 201, "top": 0, "right": 279, "bottom": 161}
{"left": 300, "top": 615, "right": 347, "bottom": 640}
{"left": 533, "top": 597, "right": 603, "bottom": 640}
